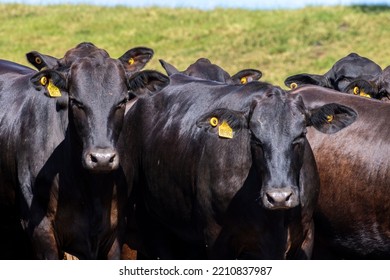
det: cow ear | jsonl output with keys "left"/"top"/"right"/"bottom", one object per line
{"left": 119, "top": 47, "right": 154, "bottom": 73}
{"left": 26, "top": 51, "right": 59, "bottom": 70}
{"left": 308, "top": 103, "right": 357, "bottom": 134}
{"left": 285, "top": 73, "right": 330, "bottom": 89}
{"left": 196, "top": 108, "right": 248, "bottom": 139}
{"left": 159, "top": 59, "right": 180, "bottom": 76}
{"left": 128, "top": 70, "right": 169, "bottom": 98}
{"left": 30, "top": 70, "right": 67, "bottom": 98}
{"left": 344, "top": 80, "right": 377, "bottom": 99}
{"left": 231, "top": 69, "right": 262, "bottom": 85}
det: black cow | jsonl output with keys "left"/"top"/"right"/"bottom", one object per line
{"left": 343, "top": 65, "right": 390, "bottom": 101}
{"left": 0, "top": 42, "right": 168, "bottom": 259}
{"left": 119, "top": 74, "right": 356, "bottom": 259}
{"left": 284, "top": 53, "right": 383, "bottom": 98}
{"left": 0, "top": 59, "right": 35, "bottom": 75}
{"left": 292, "top": 85, "right": 390, "bottom": 259}
{"left": 159, "top": 58, "right": 262, "bottom": 84}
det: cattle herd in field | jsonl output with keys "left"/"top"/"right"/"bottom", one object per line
{"left": 0, "top": 42, "right": 389, "bottom": 260}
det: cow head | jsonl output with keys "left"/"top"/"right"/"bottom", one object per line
{"left": 284, "top": 53, "right": 382, "bottom": 93}
{"left": 29, "top": 43, "right": 168, "bottom": 173}
{"left": 26, "top": 42, "right": 154, "bottom": 75}
{"left": 159, "top": 58, "right": 262, "bottom": 85}
{"left": 197, "top": 87, "right": 357, "bottom": 210}
{"left": 342, "top": 65, "right": 390, "bottom": 100}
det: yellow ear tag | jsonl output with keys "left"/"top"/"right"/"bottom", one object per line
{"left": 40, "top": 76, "right": 48, "bottom": 86}
{"left": 359, "top": 90, "right": 371, "bottom": 98}
{"left": 129, "top": 58, "right": 135, "bottom": 65}
{"left": 326, "top": 115, "right": 334, "bottom": 123}
{"left": 353, "top": 86, "right": 360, "bottom": 95}
{"left": 218, "top": 121, "right": 233, "bottom": 139}
{"left": 35, "top": 57, "right": 42, "bottom": 65}
{"left": 290, "top": 82, "right": 298, "bottom": 89}
{"left": 47, "top": 80, "right": 62, "bottom": 97}
{"left": 210, "top": 117, "right": 218, "bottom": 127}
{"left": 240, "top": 77, "right": 248, "bottom": 84}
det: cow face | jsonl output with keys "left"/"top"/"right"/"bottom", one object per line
{"left": 250, "top": 90, "right": 357, "bottom": 209}
{"left": 29, "top": 46, "right": 168, "bottom": 173}
{"left": 197, "top": 88, "right": 357, "bottom": 210}
{"left": 248, "top": 90, "right": 309, "bottom": 209}
{"left": 66, "top": 57, "right": 129, "bottom": 172}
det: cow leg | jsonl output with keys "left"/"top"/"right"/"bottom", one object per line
{"left": 300, "top": 220, "right": 315, "bottom": 258}
{"left": 30, "top": 217, "right": 59, "bottom": 259}
{"left": 285, "top": 219, "right": 314, "bottom": 260}
{"left": 106, "top": 238, "right": 121, "bottom": 260}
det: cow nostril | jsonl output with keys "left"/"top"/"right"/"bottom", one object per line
{"left": 109, "top": 154, "right": 116, "bottom": 163}
{"left": 266, "top": 193, "right": 275, "bottom": 204}
{"left": 285, "top": 192, "right": 292, "bottom": 202}
{"left": 90, "top": 154, "right": 98, "bottom": 163}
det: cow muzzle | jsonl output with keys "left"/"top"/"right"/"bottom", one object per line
{"left": 261, "top": 186, "right": 299, "bottom": 210}
{"left": 83, "top": 147, "right": 119, "bottom": 172}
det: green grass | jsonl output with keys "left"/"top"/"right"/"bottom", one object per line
{"left": 1, "top": 4, "right": 390, "bottom": 87}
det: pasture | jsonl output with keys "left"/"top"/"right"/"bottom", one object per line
{"left": 1, "top": 4, "right": 390, "bottom": 86}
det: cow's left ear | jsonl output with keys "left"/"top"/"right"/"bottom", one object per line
{"left": 26, "top": 51, "right": 59, "bottom": 70}
{"left": 231, "top": 69, "right": 262, "bottom": 85}
{"left": 127, "top": 70, "right": 169, "bottom": 98}
{"left": 196, "top": 108, "right": 248, "bottom": 139}
{"left": 30, "top": 70, "right": 67, "bottom": 98}
{"left": 308, "top": 103, "right": 357, "bottom": 134}
{"left": 119, "top": 47, "right": 154, "bottom": 73}
{"left": 159, "top": 59, "right": 180, "bottom": 76}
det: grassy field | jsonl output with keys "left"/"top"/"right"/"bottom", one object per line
{"left": 1, "top": 4, "right": 390, "bottom": 87}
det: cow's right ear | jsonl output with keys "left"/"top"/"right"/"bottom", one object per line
{"left": 284, "top": 73, "right": 330, "bottom": 89}
{"left": 26, "top": 51, "right": 59, "bottom": 70}
{"left": 159, "top": 59, "right": 180, "bottom": 76}
{"left": 196, "top": 108, "right": 248, "bottom": 139}
{"left": 231, "top": 69, "right": 262, "bottom": 84}
{"left": 119, "top": 47, "right": 154, "bottom": 74}
{"left": 127, "top": 70, "right": 169, "bottom": 98}
{"left": 30, "top": 70, "right": 67, "bottom": 98}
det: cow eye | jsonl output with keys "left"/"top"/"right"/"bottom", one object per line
{"left": 292, "top": 137, "right": 305, "bottom": 146}
{"left": 70, "top": 97, "right": 84, "bottom": 109}
{"left": 292, "top": 132, "right": 306, "bottom": 146}
{"left": 251, "top": 136, "right": 263, "bottom": 146}
{"left": 116, "top": 98, "right": 128, "bottom": 109}
{"left": 292, "top": 130, "right": 307, "bottom": 146}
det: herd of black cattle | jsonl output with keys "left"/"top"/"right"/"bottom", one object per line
{"left": 0, "top": 42, "right": 389, "bottom": 260}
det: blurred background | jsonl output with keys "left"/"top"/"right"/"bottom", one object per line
{"left": 0, "top": 0, "right": 390, "bottom": 9}
{"left": 0, "top": 0, "right": 389, "bottom": 87}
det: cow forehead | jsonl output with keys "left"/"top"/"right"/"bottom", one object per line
{"left": 250, "top": 92, "right": 306, "bottom": 137}
{"left": 62, "top": 42, "right": 110, "bottom": 65}
{"left": 69, "top": 58, "right": 128, "bottom": 100}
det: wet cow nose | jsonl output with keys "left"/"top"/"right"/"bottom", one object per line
{"left": 263, "top": 187, "right": 299, "bottom": 209}
{"left": 84, "top": 148, "right": 119, "bottom": 172}
{"left": 266, "top": 190, "right": 292, "bottom": 205}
